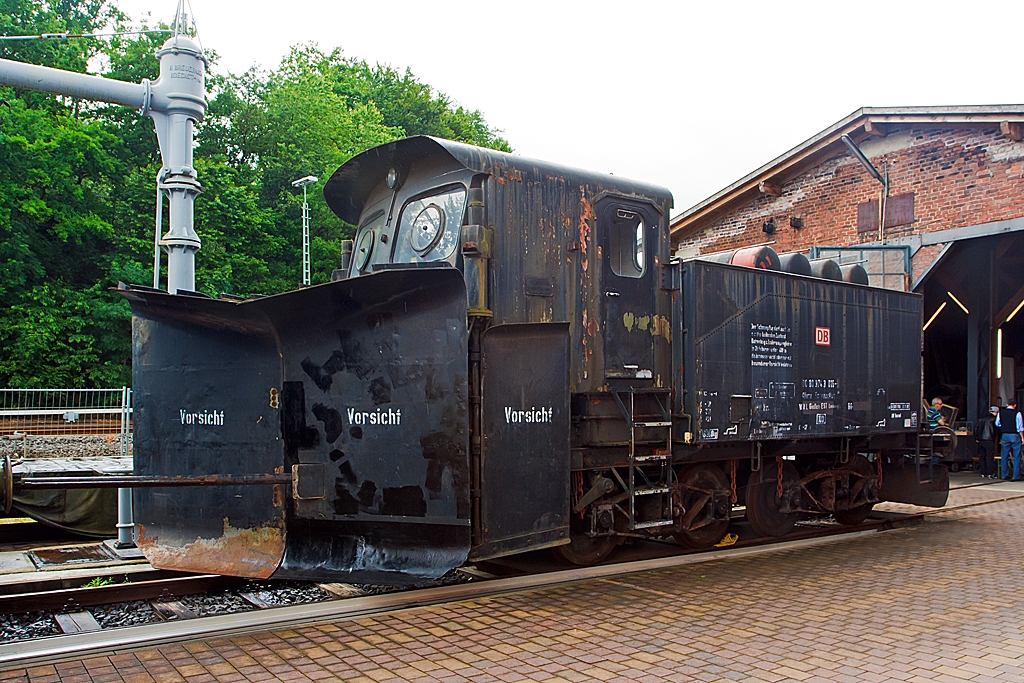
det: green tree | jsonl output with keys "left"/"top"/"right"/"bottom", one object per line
{"left": 0, "top": 2, "right": 512, "bottom": 387}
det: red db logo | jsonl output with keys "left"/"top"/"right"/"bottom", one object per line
{"left": 815, "top": 326, "right": 831, "bottom": 346}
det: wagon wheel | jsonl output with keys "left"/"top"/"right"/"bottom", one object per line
{"left": 833, "top": 454, "right": 875, "bottom": 526}
{"left": 552, "top": 512, "right": 618, "bottom": 565}
{"left": 672, "top": 463, "right": 731, "bottom": 549}
{"left": 745, "top": 461, "right": 800, "bottom": 537}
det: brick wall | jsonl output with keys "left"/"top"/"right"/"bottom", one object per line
{"left": 674, "top": 126, "right": 1024, "bottom": 258}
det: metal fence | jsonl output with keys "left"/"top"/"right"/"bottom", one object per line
{"left": 0, "top": 388, "right": 132, "bottom": 457}
{"left": 809, "top": 245, "right": 913, "bottom": 291}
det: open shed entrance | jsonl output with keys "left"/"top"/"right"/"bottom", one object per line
{"left": 915, "top": 232, "right": 1024, "bottom": 424}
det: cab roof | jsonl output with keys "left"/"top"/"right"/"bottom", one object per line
{"left": 324, "top": 136, "right": 672, "bottom": 225}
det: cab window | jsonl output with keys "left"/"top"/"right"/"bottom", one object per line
{"left": 609, "top": 208, "right": 645, "bottom": 278}
{"left": 393, "top": 186, "right": 467, "bottom": 264}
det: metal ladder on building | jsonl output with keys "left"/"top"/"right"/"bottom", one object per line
{"left": 612, "top": 388, "right": 674, "bottom": 530}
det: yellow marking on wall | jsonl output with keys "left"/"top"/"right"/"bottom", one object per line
{"left": 651, "top": 315, "right": 672, "bottom": 341}
{"left": 623, "top": 312, "right": 635, "bottom": 331}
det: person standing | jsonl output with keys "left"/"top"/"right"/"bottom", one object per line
{"left": 995, "top": 399, "right": 1024, "bottom": 481}
{"left": 975, "top": 406, "right": 998, "bottom": 479}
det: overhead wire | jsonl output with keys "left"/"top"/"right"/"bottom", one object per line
{"left": 0, "top": 30, "right": 172, "bottom": 42}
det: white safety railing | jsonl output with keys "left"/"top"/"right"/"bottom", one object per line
{"left": 0, "top": 387, "right": 133, "bottom": 458}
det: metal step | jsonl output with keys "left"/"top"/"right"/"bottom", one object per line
{"left": 634, "top": 421, "right": 672, "bottom": 428}
{"left": 634, "top": 453, "right": 670, "bottom": 462}
{"left": 633, "top": 486, "right": 670, "bottom": 496}
{"left": 632, "top": 519, "right": 675, "bottom": 529}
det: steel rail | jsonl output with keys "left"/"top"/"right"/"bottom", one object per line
{"left": 0, "top": 517, "right": 921, "bottom": 668}
{"left": 0, "top": 575, "right": 242, "bottom": 615}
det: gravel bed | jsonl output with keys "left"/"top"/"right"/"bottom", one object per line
{"left": 0, "top": 569, "right": 477, "bottom": 644}
{"left": 180, "top": 590, "right": 256, "bottom": 616}
{"left": 0, "top": 611, "right": 60, "bottom": 643}
{"left": 239, "top": 581, "right": 333, "bottom": 606}
{"left": 0, "top": 434, "right": 132, "bottom": 459}
{"left": 91, "top": 600, "right": 161, "bottom": 628}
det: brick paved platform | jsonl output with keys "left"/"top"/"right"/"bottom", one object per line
{"left": 6, "top": 492, "right": 1024, "bottom": 683}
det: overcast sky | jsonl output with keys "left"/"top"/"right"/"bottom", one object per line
{"left": 117, "top": 0, "right": 1024, "bottom": 216}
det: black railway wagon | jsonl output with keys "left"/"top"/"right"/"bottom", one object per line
{"left": 683, "top": 261, "right": 922, "bottom": 444}
{"left": 120, "top": 136, "right": 947, "bottom": 583}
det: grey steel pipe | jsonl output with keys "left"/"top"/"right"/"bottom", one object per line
{"left": 16, "top": 473, "right": 293, "bottom": 489}
{"left": 115, "top": 487, "right": 134, "bottom": 548}
{"left": 0, "top": 58, "right": 146, "bottom": 107}
{"left": 115, "top": 386, "right": 134, "bottom": 548}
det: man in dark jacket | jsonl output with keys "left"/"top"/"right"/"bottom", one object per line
{"left": 996, "top": 399, "right": 1024, "bottom": 481}
{"left": 975, "top": 406, "right": 998, "bottom": 479}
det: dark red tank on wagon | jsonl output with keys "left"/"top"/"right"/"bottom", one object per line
{"left": 120, "top": 136, "right": 947, "bottom": 582}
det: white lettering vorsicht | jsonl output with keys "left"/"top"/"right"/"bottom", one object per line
{"left": 346, "top": 407, "right": 402, "bottom": 426}
{"left": 505, "top": 406, "right": 553, "bottom": 424}
{"left": 180, "top": 409, "right": 224, "bottom": 426}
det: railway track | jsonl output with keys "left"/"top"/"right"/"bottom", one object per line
{"left": 0, "top": 512, "right": 921, "bottom": 668}
{"left": 0, "top": 477, "right": 1012, "bottom": 669}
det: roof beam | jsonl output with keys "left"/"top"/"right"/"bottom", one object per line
{"left": 864, "top": 120, "right": 889, "bottom": 137}
{"left": 930, "top": 268, "right": 970, "bottom": 311}
{"left": 995, "top": 233, "right": 1018, "bottom": 259}
{"left": 758, "top": 180, "right": 783, "bottom": 197}
{"left": 996, "top": 282, "right": 1024, "bottom": 325}
{"left": 1001, "top": 121, "right": 1024, "bottom": 142}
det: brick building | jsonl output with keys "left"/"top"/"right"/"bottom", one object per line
{"left": 670, "top": 106, "right": 1024, "bottom": 424}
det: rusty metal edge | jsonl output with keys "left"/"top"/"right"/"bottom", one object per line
{"left": 0, "top": 524, "right": 912, "bottom": 669}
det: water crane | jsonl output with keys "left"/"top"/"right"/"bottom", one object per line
{"left": 0, "top": 1, "right": 208, "bottom": 294}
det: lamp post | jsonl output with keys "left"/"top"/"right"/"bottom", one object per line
{"left": 292, "top": 175, "right": 318, "bottom": 286}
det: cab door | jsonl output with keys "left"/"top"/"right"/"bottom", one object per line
{"left": 598, "top": 199, "right": 658, "bottom": 383}
{"left": 471, "top": 323, "right": 570, "bottom": 560}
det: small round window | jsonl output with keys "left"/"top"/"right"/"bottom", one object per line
{"left": 410, "top": 204, "right": 445, "bottom": 254}
{"left": 355, "top": 229, "right": 375, "bottom": 271}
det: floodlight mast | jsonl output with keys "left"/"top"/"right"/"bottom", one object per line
{"left": 0, "top": 2, "right": 208, "bottom": 294}
{"left": 292, "top": 175, "right": 318, "bottom": 287}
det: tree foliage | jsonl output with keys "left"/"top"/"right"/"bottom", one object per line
{"left": 0, "top": 0, "right": 510, "bottom": 387}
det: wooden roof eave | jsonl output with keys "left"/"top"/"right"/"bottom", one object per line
{"left": 670, "top": 111, "right": 868, "bottom": 240}
{"left": 670, "top": 107, "right": 1024, "bottom": 242}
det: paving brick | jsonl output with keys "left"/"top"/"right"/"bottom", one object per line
{"left": 8, "top": 495, "right": 1024, "bottom": 682}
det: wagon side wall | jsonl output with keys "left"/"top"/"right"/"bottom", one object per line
{"left": 681, "top": 261, "right": 922, "bottom": 444}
